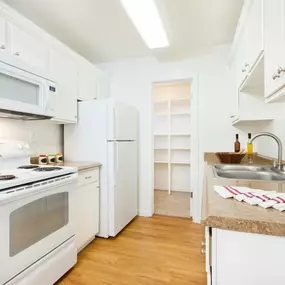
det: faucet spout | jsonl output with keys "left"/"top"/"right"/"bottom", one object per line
{"left": 250, "top": 132, "right": 283, "bottom": 168}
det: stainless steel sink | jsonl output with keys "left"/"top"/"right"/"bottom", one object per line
{"left": 214, "top": 165, "right": 268, "bottom": 172}
{"left": 213, "top": 164, "right": 285, "bottom": 181}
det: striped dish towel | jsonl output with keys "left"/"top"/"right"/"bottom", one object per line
{"left": 213, "top": 186, "right": 252, "bottom": 199}
{"left": 213, "top": 185, "right": 275, "bottom": 205}
{"left": 258, "top": 194, "right": 285, "bottom": 208}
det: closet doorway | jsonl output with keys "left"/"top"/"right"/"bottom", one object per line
{"left": 153, "top": 80, "right": 191, "bottom": 218}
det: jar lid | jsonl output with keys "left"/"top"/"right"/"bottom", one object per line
{"left": 56, "top": 153, "right": 62, "bottom": 155}
{"left": 39, "top": 154, "right": 46, "bottom": 157}
{"left": 48, "top": 154, "right": 55, "bottom": 156}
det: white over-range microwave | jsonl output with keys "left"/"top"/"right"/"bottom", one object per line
{"left": 0, "top": 52, "right": 56, "bottom": 120}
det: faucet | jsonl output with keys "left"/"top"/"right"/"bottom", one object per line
{"left": 250, "top": 132, "right": 283, "bottom": 170}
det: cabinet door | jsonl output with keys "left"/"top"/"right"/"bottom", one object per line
{"left": 8, "top": 23, "right": 48, "bottom": 70}
{"left": 264, "top": 0, "right": 285, "bottom": 98}
{"left": 75, "top": 181, "right": 99, "bottom": 251}
{"left": 94, "top": 181, "right": 100, "bottom": 235}
{"left": 236, "top": 28, "right": 248, "bottom": 88}
{"left": 49, "top": 49, "right": 78, "bottom": 122}
{"left": 96, "top": 70, "right": 110, "bottom": 100}
{"left": 0, "top": 16, "right": 6, "bottom": 52}
{"left": 246, "top": 0, "right": 264, "bottom": 71}
{"left": 78, "top": 60, "right": 97, "bottom": 101}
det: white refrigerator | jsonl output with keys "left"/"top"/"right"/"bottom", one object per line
{"left": 64, "top": 99, "right": 138, "bottom": 238}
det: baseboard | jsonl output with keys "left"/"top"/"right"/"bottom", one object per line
{"left": 138, "top": 209, "right": 153, "bottom": 217}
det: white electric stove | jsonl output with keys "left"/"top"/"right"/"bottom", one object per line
{"left": 0, "top": 140, "right": 78, "bottom": 285}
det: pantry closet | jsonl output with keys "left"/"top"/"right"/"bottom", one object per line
{"left": 153, "top": 81, "right": 191, "bottom": 218}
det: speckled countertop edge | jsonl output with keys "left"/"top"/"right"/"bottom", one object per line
{"left": 202, "top": 153, "right": 285, "bottom": 237}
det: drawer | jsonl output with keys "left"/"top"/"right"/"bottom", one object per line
{"left": 77, "top": 168, "right": 99, "bottom": 186}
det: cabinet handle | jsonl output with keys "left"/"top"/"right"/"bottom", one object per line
{"left": 201, "top": 249, "right": 206, "bottom": 255}
{"left": 245, "top": 63, "right": 249, "bottom": 67}
{"left": 272, "top": 73, "right": 280, "bottom": 80}
{"left": 201, "top": 241, "right": 206, "bottom": 247}
{"left": 242, "top": 68, "right": 246, "bottom": 73}
{"left": 0, "top": 45, "right": 5, "bottom": 50}
{"left": 14, "top": 52, "right": 20, "bottom": 56}
{"left": 85, "top": 176, "right": 92, "bottom": 180}
{"left": 277, "top": 66, "right": 285, "bottom": 75}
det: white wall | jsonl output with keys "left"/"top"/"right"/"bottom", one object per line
{"left": 255, "top": 107, "right": 285, "bottom": 160}
{"left": 99, "top": 46, "right": 240, "bottom": 220}
{"left": 0, "top": 119, "right": 62, "bottom": 155}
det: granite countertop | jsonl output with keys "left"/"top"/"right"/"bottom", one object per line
{"left": 202, "top": 152, "right": 285, "bottom": 236}
{"left": 55, "top": 161, "right": 101, "bottom": 172}
{"left": 30, "top": 157, "right": 101, "bottom": 172}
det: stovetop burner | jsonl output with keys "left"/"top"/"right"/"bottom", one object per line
{"left": 0, "top": 175, "right": 17, "bottom": 180}
{"left": 18, "top": 165, "right": 39, "bottom": 169}
{"left": 33, "top": 167, "right": 62, "bottom": 172}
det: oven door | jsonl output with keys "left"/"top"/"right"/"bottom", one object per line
{"left": 0, "top": 174, "right": 77, "bottom": 285}
{"left": 0, "top": 57, "right": 56, "bottom": 117}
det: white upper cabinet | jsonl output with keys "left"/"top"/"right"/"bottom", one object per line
{"left": 236, "top": 0, "right": 264, "bottom": 89}
{"left": 7, "top": 23, "right": 48, "bottom": 71}
{"left": 245, "top": 0, "right": 264, "bottom": 71}
{"left": 264, "top": 0, "right": 285, "bottom": 100}
{"left": 78, "top": 59, "right": 97, "bottom": 101}
{"left": 0, "top": 16, "right": 6, "bottom": 52}
{"left": 236, "top": 27, "right": 248, "bottom": 88}
{"left": 49, "top": 49, "right": 78, "bottom": 123}
{"left": 96, "top": 69, "right": 110, "bottom": 100}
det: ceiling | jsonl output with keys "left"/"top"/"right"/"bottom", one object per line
{"left": 3, "top": 0, "right": 244, "bottom": 63}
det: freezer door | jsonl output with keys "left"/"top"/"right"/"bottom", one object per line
{"left": 107, "top": 100, "right": 138, "bottom": 141}
{"left": 108, "top": 141, "right": 138, "bottom": 237}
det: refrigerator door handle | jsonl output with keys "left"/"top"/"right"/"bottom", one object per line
{"left": 116, "top": 142, "right": 119, "bottom": 181}
{"left": 114, "top": 142, "right": 119, "bottom": 187}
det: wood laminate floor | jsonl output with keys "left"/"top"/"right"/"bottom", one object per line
{"left": 57, "top": 216, "right": 206, "bottom": 285}
{"left": 154, "top": 190, "right": 191, "bottom": 218}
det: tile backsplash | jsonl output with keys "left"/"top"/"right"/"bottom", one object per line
{"left": 0, "top": 119, "right": 63, "bottom": 155}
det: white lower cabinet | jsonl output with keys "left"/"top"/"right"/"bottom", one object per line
{"left": 205, "top": 227, "right": 285, "bottom": 285}
{"left": 74, "top": 168, "right": 100, "bottom": 252}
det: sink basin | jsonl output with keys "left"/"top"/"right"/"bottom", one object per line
{"left": 213, "top": 164, "right": 285, "bottom": 181}
{"left": 214, "top": 165, "right": 269, "bottom": 172}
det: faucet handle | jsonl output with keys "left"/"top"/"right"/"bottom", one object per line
{"left": 273, "top": 161, "right": 278, "bottom": 168}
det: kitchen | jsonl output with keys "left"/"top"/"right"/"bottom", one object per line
{"left": 0, "top": 0, "right": 285, "bottom": 284}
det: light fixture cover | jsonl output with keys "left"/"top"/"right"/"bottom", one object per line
{"left": 121, "top": 0, "right": 169, "bottom": 49}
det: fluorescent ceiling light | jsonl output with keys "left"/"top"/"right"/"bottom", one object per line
{"left": 120, "top": 0, "right": 169, "bottom": 49}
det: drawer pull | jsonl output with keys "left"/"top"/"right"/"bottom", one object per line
{"left": 201, "top": 241, "right": 206, "bottom": 247}
{"left": 85, "top": 176, "right": 92, "bottom": 180}
{"left": 201, "top": 249, "right": 206, "bottom": 255}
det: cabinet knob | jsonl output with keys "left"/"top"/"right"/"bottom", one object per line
{"left": 201, "top": 241, "right": 206, "bottom": 247}
{"left": 0, "top": 45, "right": 5, "bottom": 50}
{"left": 242, "top": 68, "right": 246, "bottom": 73}
{"left": 277, "top": 66, "right": 285, "bottom": 75}
{"left": 14, "top": 52, "right": 20, "bottom": 56}
{"left": 272, "top": 73, "right": 280, "bottom": 80}
{"left": 245, "top": 63, "right": 249, "bottom": 67}
{"left": 201, "top": 249, "right": 206, "bottom": 255}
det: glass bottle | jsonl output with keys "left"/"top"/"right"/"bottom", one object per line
{"left": 234, "top": 134, "right": 240, "bottom": 153}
